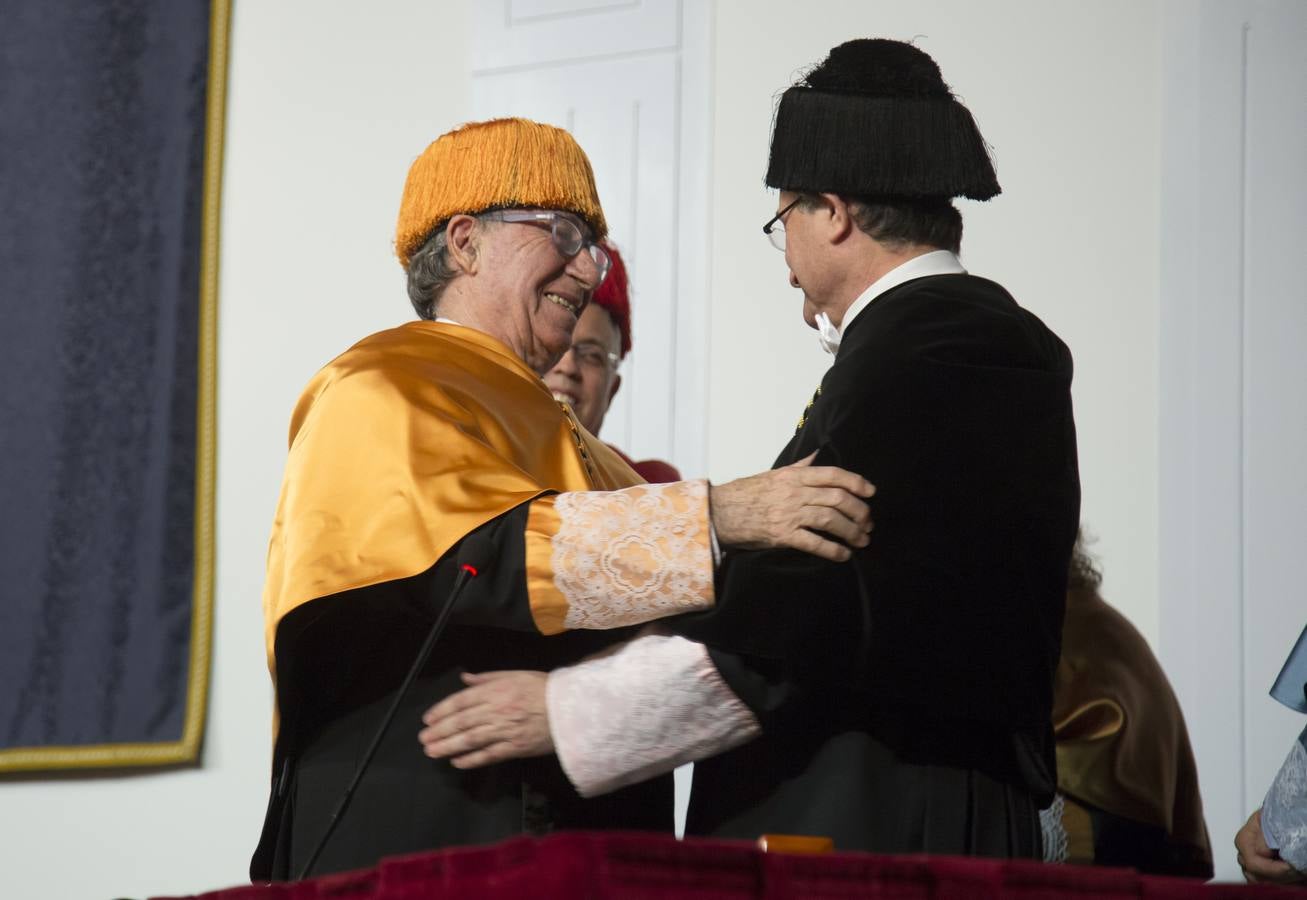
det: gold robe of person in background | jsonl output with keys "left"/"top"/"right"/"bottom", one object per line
{"left": 1054, "top": 546, "right": 1213, "bottom": 877}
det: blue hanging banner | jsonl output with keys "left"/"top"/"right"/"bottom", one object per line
{"left": 0, "top": 0, "right": 228, "bottom": 771}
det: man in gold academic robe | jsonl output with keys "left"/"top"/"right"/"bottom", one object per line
{"left": 250, "top": 117, "right": 874, "bottom": 881}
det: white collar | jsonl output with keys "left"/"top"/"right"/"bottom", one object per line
{"left": 815, "top": 250, "right": 967, "bottom": 355}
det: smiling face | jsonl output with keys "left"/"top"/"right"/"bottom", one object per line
{"left": 543, "top": 302, "right": 623, "bottom": 434}
{"left": 471, "top": 211, "right": 605, "bottom": 374}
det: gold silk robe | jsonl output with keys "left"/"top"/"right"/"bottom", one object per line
{"left": 1053, "top": 587, "right": 1212, "bottom": 876}
{"left": 263, "top": 320, "right": 711, "bottom": 682}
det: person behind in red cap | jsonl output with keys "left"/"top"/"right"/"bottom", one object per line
{"left": 543, "top": 241, "right": 681, "bottom": 483}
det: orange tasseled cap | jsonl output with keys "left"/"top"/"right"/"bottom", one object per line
{"left": 394, "top": 117, "right": 608, "bottom": 269}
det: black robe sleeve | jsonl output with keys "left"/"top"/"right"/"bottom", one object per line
{"left": 253, "top": 501, "right": 674, "bottom": 881}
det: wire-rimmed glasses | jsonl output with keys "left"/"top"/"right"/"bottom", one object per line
{"left": 762, "top": 197, "right": 802, "bottom": 251}
{"left": 568, "top": 340, "right": 620, "bottom": 371}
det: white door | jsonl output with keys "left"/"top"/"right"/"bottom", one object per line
{"left": 469, "top": 0, "right": 712, "bottom": 478}
{"left": 469, "top": 0, "right": 712, "bottom": 836}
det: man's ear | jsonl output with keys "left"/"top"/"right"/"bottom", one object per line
{"left": 820, "top": 193, "right": 855, "bottom": 244}
{"left": 445, "top": 214, "right": 481, "bottom": 275}
{"left": 607, "top": 373, "right": 622, "bottom": 405}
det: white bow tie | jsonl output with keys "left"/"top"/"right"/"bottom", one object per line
{"left": 815, "top": 312, "right": 841, "bottom": 355}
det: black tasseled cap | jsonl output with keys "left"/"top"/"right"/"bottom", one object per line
{"left": 765, "top": 39, "right": 1000, "bottom": 201}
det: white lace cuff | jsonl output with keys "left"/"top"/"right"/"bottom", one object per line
{"left": 524, "top": 480, "right": 715, "bottom": 634}
{"left": 546, "top": 630, "right": 760, "bottom": 797}
{"left": 1040, "top": 794, "right": 1069, "bottom": 863}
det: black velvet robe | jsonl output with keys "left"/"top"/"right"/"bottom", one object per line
{"left": 250, "top": 506, "right": 673, "bottom": 881}
{"left": 673, "top": 273, "right": 1080, "bottom": 857}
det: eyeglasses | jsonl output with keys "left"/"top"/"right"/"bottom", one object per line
{"left": 762, "top": 197, "right": 802, "bottom": 251}
{"left": 483, "top": 209, "right": 612, "bottom": 287}
{"left": 568, "top": 340, "right": 620, "bottom": 371}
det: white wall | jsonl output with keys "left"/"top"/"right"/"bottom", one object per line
{"left": 1158, "top": 0, "right": 1307, "bottom": 882}
{"left": 706, "top": 0, "right": 1163, "bottom": 641}
{"left": 10, "top": 1, "right": 1293, "bottom": 894}
{"left": 0, "top": 4, "right": 471, "bottom": 898}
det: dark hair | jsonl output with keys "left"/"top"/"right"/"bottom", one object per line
{"left": 1066, "top": 527, "right": 1103, "bottom": 592}
{"left": 796, "top": 194, "right": 962, "bottom": 254}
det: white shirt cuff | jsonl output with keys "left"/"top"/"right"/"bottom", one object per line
{"left": 546, "top": 629, "right": 760, "bottom": 797}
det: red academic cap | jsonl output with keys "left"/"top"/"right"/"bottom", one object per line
{"left": 591, "top": 240, "right": 631, "bottom": 358}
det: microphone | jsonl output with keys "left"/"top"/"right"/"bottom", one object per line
{"left": 297, "top": 534, "right": 494, "bottom": 880}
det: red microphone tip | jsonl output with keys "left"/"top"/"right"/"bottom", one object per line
{"left": 460, "top": 563, "right": 479, "bottom": 577}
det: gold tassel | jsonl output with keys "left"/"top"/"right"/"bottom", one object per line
{"left": 395, "top": 118, "right": 607, "bottom": 268}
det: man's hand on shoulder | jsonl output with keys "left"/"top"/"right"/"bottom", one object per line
{"left": 710, "top": 452, "right": 875, "bottom": 562}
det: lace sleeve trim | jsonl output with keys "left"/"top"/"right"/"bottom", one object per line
{"left": 1040, "top": 794, "right": 1069, "bottom": 863}
{"left": 525, "top": 480, "right": 714, "bottom": 634}
{"left": 546, "top": 630, "right": 760, "bottom": 797}
{"left": 1263, "top": 729, "right": 1307, "bottom": 870}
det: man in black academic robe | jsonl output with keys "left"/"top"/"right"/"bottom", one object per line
{"left": 424, "top": 38, "right": 1079, "bottom": 860}
{"left": 677, "top": 266, "right": 1078, "bottom": 854}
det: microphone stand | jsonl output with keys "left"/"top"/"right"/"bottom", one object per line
{"left": 297, "top": 538, "right": 491, "bottom": 880}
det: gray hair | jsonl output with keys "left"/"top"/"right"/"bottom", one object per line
{"left": 406, "top": 226, "right": 462, "bottom": 319}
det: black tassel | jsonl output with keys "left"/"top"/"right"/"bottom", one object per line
{"left": 764, "top": 39, "right": 1001, "bottom": 201}
{"left": 765, "top": 90, "right": 1000, "bottom": 200}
